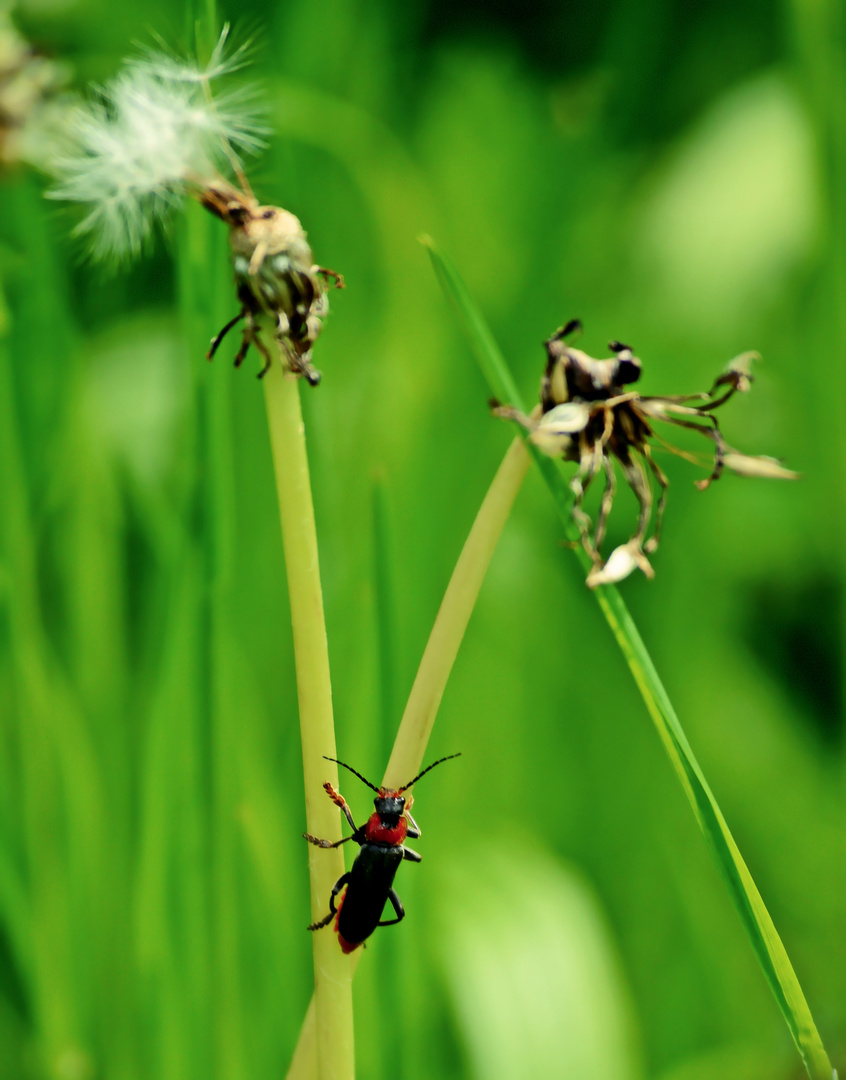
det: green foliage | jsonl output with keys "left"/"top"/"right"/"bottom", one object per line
{"left": 0, "top": 2, "right": 843, "bottom": 1080}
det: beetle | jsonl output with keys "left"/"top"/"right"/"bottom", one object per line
{"left": 304, "top": 753, "right": 461, "bottom": 953}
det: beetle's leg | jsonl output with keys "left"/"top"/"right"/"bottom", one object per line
{"left": 377, "top": 888, "right": 405, "bottom": 926}
{"left": 405, "top": 810, "right": 421, "bottom": 839}
{"left": 303, "top": 832, "right": 354, "bottom": 849}
{"left": 642, "top": 444, "right": 669, "bottom": 554}
{"left": 593, "top": 454, "right": 616, "bottom": 551}
{"left": 329, "top": 874, "right": 350, "bottom": 912}
{"left": 400, "top": 845, "right": 421, "bottom": 863}
{"left": 619, "top": 452, "right": 653, "bottom": 547}
{"left": 322, "top": 781, "right": 358, "bottom": 833}
{"left": 307, "top": 872, "right": 350, "bottom": 931}
{"left": 207, "top": 308, "right": 247, "bottom": 360}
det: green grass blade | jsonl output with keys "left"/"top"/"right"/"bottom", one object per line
{"left": 372, "top": 475, "right": 400, "bottom": 761}
{"left": 422, "top": 235, "right": 835, "bottom": 1080}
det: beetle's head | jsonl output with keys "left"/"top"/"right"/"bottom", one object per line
{"left": 374, "top": 792, "right": 406, "bottom": 823}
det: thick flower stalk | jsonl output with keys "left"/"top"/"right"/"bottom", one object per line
{"left": 493, "top": 319, "right": 798, "bottom": 586}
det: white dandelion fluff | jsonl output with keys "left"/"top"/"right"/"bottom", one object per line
{"left": 48, "top": 26, "right": 266, "bottom": 260}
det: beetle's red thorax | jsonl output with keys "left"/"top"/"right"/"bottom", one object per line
{"left": 364, "top": 813, "right": 408, "bottom": 846}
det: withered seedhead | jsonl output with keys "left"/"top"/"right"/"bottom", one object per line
{"left": 198, "top": 178, "right": 343, "bottom": 381}
{"left": 496, "top": 322, "right": 797, "bottom": 587}
{"left": 198, "top": 180, "right": 256, "bottom": 224}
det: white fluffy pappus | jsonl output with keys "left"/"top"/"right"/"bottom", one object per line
{"left": 48, "top": 27, "right": 265, "bottom": 260}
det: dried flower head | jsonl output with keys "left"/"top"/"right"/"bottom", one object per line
{"left": 201, "top": 181, "right": 344, "bottom": 383}
{"left": 493, "top": 320, "right": 798, "bottom": 587}
{"left": 48, "top": 27, "right": 344, "bottom": 383}
{"left": 0, "top": 9, "right": 71, "bottom": 168}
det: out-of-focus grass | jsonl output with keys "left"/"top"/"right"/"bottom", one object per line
{"left": 0, "top": 2, "right": 843, "bottom": 1079}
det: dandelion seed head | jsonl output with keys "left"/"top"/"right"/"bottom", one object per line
{"left": 48, "top": 26, "right": 266, "bottom": 261}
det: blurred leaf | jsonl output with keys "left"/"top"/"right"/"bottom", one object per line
{"left": 84, "top": 315, "right": 188, "bottom": 488}
{"left": 436, "top": 836, "right": 642, "bottom": 1080}
{"left": 632, "top": 73, "right": 819, "bottom": 333}
{"left": 654, "top": 1042, "right": 787, "bottom": 1080}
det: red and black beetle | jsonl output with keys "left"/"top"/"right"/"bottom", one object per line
{"left": 304, "top": 753, "right": 461, "bottom": 953}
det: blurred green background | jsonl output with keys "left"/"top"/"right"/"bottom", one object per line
{"left": 0, "top": 0, "right": 843, "bottom": 1078}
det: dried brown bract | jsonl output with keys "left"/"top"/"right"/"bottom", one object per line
{"left": 201, "top": 180, "right": 344, "bottom": 383}
{"left": 0, "top": 11, "right": 69, "bottom": 168}
{"left": 493, "top": 319, "right": 798, "bottom": 587}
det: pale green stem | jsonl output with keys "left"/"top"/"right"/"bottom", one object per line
{"left": 382, "top": 435, "right": 530, "bottom": 787}
{"left": 263, "top": 365, "right": 354, "bottom": 1080}
{"left": 285, "top": 435, "right": 531, "bottom": 1080}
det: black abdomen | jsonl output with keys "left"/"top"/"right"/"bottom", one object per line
{"left": 337, "top": 843, "right": 403, "bottom": 946}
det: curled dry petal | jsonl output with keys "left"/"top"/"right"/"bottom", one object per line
{"left": 711, "top": 350, "right": 760, "bottom": 394}
{"left": 585, "top": 542, "right": 655, "bottom": 589}
{"left": 539, "top": 402, "right": 591, "bottom": 433}
{"left": 722, "top": 452, "right": 800, "bottom": 481}
{"left": 636, "top": 397, "right": 704, "bottom": 421}
{"left": 529, "top": 402, "right": 590, "bottom": 456}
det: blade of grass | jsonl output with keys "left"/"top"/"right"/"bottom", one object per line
{"left": 176, "top": 193, "right": 235, "bottom": 1080}
{"left": 263, "top": 365, "right": 355, "bottom": 1080}
{"left": 372, "top": 474, "right": 400, "bottom": 762}
{"left": 381, "top": 433, "right": 530, "bottom": 788}
{"left": 421, "top": 234, "right": 835, "bottom": 1080}
{"left": 285, "top": 433, "right": 531, "bottom": 1080}
{"left": 369, "top": 474, "right": 402, "bottom": 1079}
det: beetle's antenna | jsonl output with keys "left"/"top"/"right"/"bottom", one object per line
{"left": 323, "top": 757, "right": 380, "bottom": 793}
{"left": 398, "top": 753, "right": 462, "bottom": 793}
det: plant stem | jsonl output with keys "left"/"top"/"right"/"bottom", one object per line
{"left": 285, "top": 434, "right": 530, "bottom": 1080}
{"left": 382, "top": 435, "right": 530, "bottom": 787}
{"left": 263, "top": 365, "right": 355, "bottom": 1080}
